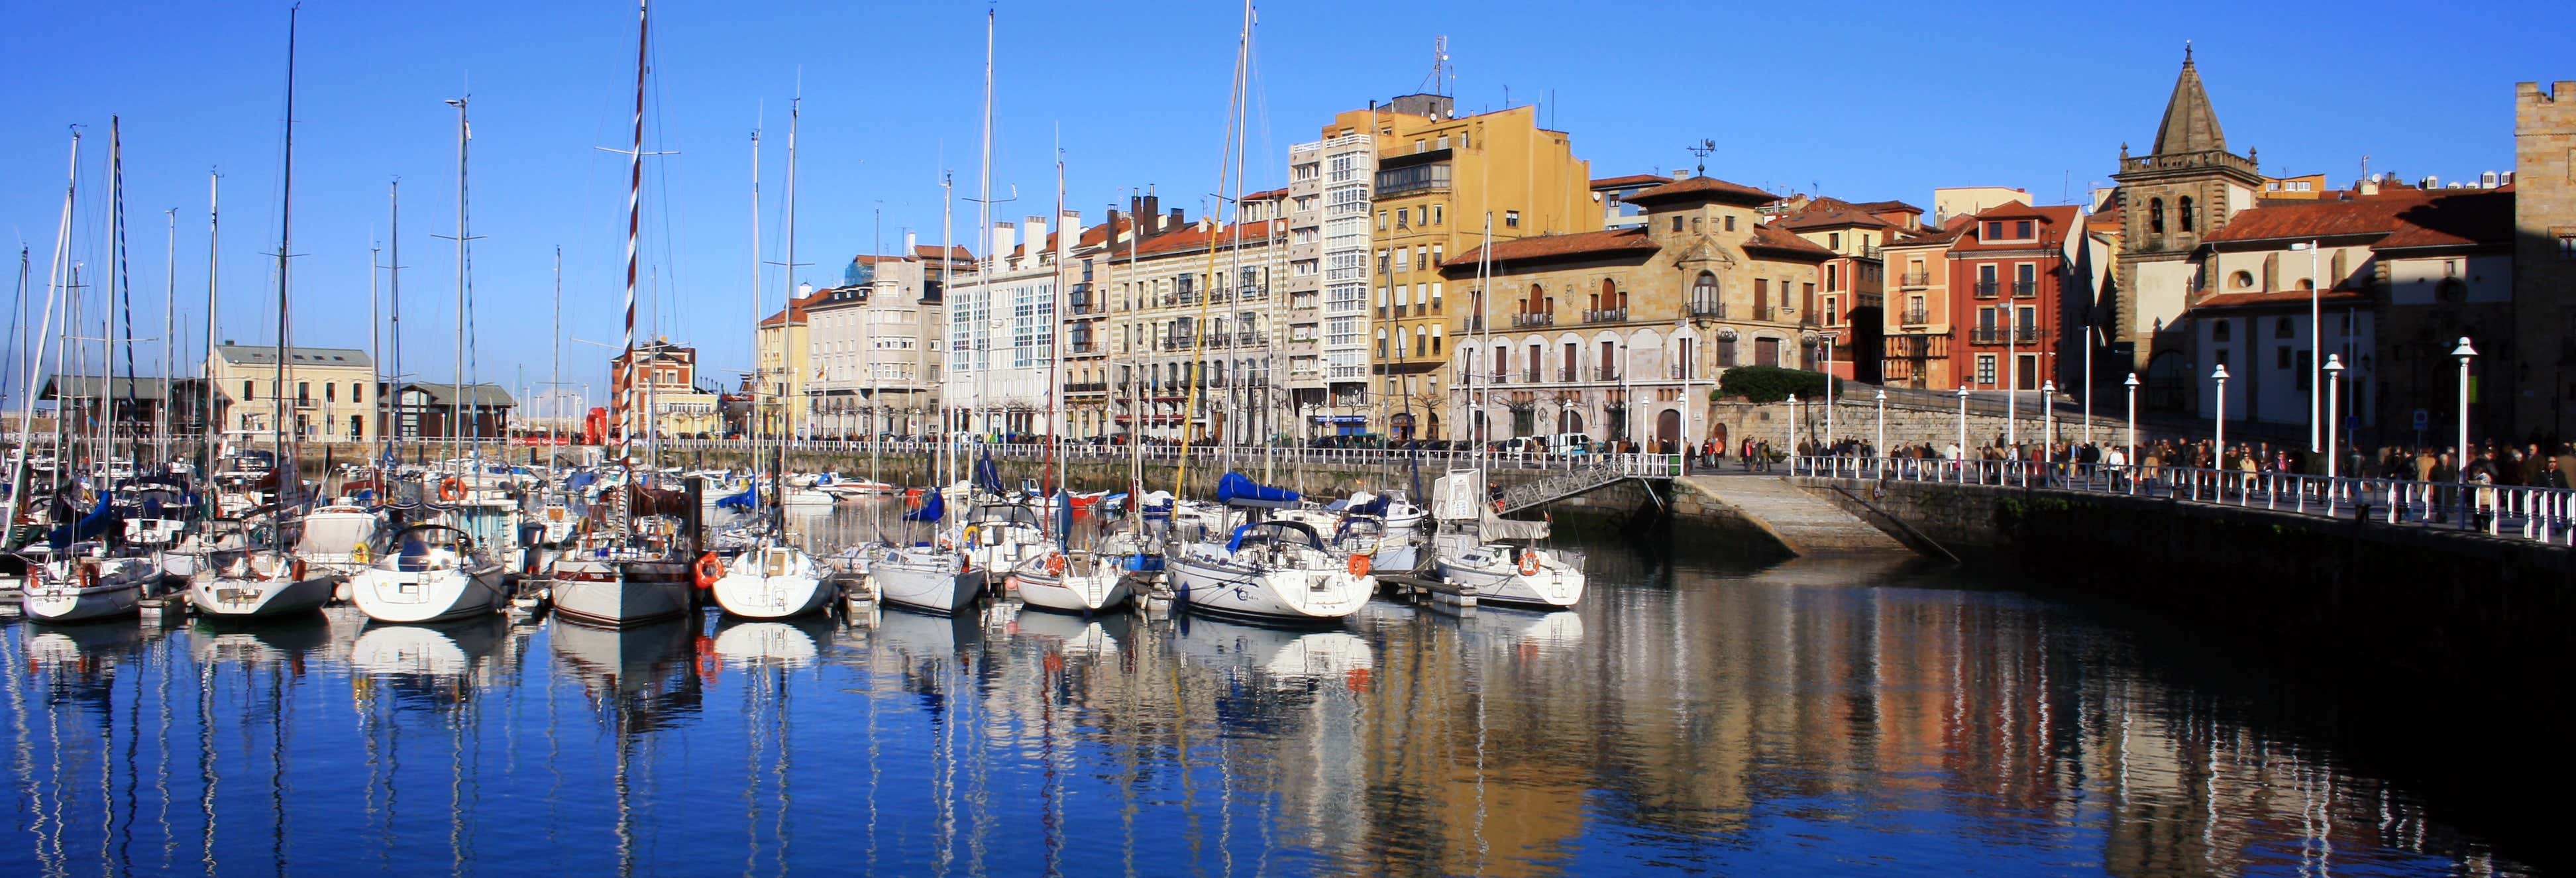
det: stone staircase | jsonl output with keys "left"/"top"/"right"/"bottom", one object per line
{"left": 1678, "top": 475, "right": 1911, "bottom": 555}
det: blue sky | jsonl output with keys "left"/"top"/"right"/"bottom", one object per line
{"left": 0, "top": 0, "right": 2562, "bottom": 402}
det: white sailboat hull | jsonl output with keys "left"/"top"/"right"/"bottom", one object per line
{"left": 188, "top": 574, "right": 337, "bottom": 618}
{"left": 24, "top": 559, "right": 158, "bottom": 623}
{"left": 1170, "top": 549, "right": 1371, "bottom": 624}
{"left": 350, "top": 565, "right": 509, "bottom": 624}
{"left": 873, "top": 553, "right": 985, "bottom": 615}
{"left": 1434, "top": 546, "right": 1587, "bottom": 609}
{"left": 1008, "top": 565, "right": 1132, "bottom": 614}
{"left": 547, "top": 559, "right": 693, "bottom": 627}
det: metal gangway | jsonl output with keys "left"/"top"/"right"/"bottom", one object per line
{"left": 1493, "top": 454, "right": 1683, "bottom": 514}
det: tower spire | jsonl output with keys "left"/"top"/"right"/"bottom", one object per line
{"left": 2152, "top": 45, "right": 2225, "bottom": 156}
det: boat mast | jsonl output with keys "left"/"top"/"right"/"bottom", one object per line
{"left": 1175, "top": 0, "right": 1254, "bottom": 498}
{"left": 939, "top": 168, "right": 952, "bottom": 488}
{"left": 386, "top": 180, "right": 402, "bottom": 465}
{"left": 551, "top": 247, "right": 561, "bottom": 452}
{"left": 975, "top": 7, "right": 993, "bottom": 444}
{"left": 368, "top": 240, "right": 379, "bottom": 470}
{"left": 203, "top": 172, "right": 217, "bottom": 478}
{"left": 1045, "top": 149, "right": 1062, "bottom": 506}
{"left": 615, "top": 0, "right": 647, "bottom": 521}
{"left": 445, "top": 92, "right": 470, "bottom": 474}
{"left": 7, "top": 133, "right": 78, "bottom": 520}
{"left": 109, "top": 117, "right": 132, "bottom": 482}
{"left": 162, "top": 208, "right": 176, "bottom": 468}
{"left": 271, "top": 9, "right": 297, "bottom": 542}
{"left": 745, "top": 122, "right": 759, "bottom": 501}
{"left": 777, "top": 96, "right": 799, "bottom": 532}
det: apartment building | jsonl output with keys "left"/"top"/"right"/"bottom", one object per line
{"left": 944, "top": 212, "right": 1084, "bottom": 436}
{"left": 1773, "top": 197, "right": 1921, "bottom": 381}
{"left": 1318, "top": 93, "right": 1599, "bottom": 437}
{"left": 206, "top": 344, "right": 376, "bottom": 443}
{"left": 1096, "top": 199, "right": 1289, "bottom": 443}
{"left": 1878, "top": 221, "right": 1965, "bottom": 389}
{"left": 1439, "top": 174, "right": 1830, "bottom": 452}
{"left": 1947, "top": 202, "right": 2090, "bottom": 395}
{"left": 1287, "top": 134, "right": 1377, "bottom": 435}
{"left": 800, "top": 242, "right": 965, "bottom": 438}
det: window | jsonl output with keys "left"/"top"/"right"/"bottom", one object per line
{"left": 1396, "top": 209, "right": 1410, "bottom": 229}
{"left": 2295, "top": 351, "right": 2313, "bottom": 390}
{"left": 1504, "top": 210, "right": 1520, "bottom": 228}
{"left": 351, "top": 382, "right": 364, "bottom": 403}
{"left": 1826, "top": 264, "right": 1839, "bottom": 291}
{"left": 349, "top": 414, "right": 363, "bottom": 437}
{"left": 2213, "top": 319, "right": 2231, "bottom": 341}
{"left": 2560, "top": 231, "right": 2576, "bottom": 258}
{"left": 1692, "top": 217, "right": 1703, "bottom": 233}
{"left": 1377, "top": 250, "right": 1391, "bottom": 274}
{"left": 1432, "top": 205, "right": 1443, "bottom": 225}
{"left": 2149, "top": 198, "right": 2165, "bottom": 234}
{"left": 1377, "top": 211, "right": 1387, "bottom": 231}
{"left": 1986, "top": 221, "right": 2004, "bottom": 240}
{"left": 2275, "top": 316, "right": 2294, "bottom": 339}
{"left": 1829, "top": 232, "right": 1841, "bottom": 248}
{"left": 1431, "top": 283, "right": 1444, "bottom": 311}
{"left": 326, "top": 383, "right": 337, "bottom": 403}
{"left": 1724, "top": 215, "right": 1737, "bottom": 232}
{"left": 1430, "top": 326, "right": 1442, "bottom": 355}
{"left": 2277, "top": 346, "right": 2291, "bottom": 369}
{"left": 1415, "top": 246, "right": 1427, "bottom": 270}
{"left": 2014, "top": 219, "right": 2033, "bottom": 239}
{"left": 242, "top": 381, "right": 254, "bottom": 401}
{"left": 297, "top": 382, "right": 310, "bottom": 404}
{"left": 2231, "top": 270, "right": 2255, "bottom": 289}
{"left": 1394, "top": 248, "right": 1409, "bottom": 272}
{"left": 2214, "top": 349, "right": 2230, "bottom": 366}
{"left": 1976, "top": 354, "right": 1997, "bottom": 385}
{"left": 1671, "top": 215, "right": 1683, "bottom": 233}
{"left": 1753, "top": 278, "right": 1769, "bottom": 317}
{"left": 1431, "top": 244, "right": 1442, "bottom": 265}
{"left": 1691, "top": 272, "right": 1718, "bottom": 313}
{"left": 1376, "top": 329, "right": 1387, "bottom": 358}
{"left": 1415, "top": 326, "right": 1428, "bottom": 357}
{"left": 2178, "top": 197, "right": 2194, "bottom": 232}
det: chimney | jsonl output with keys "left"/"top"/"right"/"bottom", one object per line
{"left": 1024, "top": 215, "right": 1048, "bottom": 261}
{"left": 798, "top": 282, "right": 814, "bottom": 296}
{"left": 1168, "top": 207, "right": 1184, "bottom": 230}
{"left": 904, "top": 231, "right": 918, "bottom": 254}
{"left": 991, "top": 221, "right": 1017, "bottom": 262}
{"left": 1106, "top": 208, "right": 1122, "bottom": 240}
{"left": 1059, "top": 210, "right": 1082, "bottom": 252}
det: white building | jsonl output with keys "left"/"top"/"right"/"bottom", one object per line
{"left": 1290, "top": 133, "right": 1377, "bottom": 435}
{"left": 944, "top": 213, "right": 1079, "bottom": 437}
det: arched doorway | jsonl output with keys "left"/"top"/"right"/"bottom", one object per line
{"left": 1655, "top": 409, "right": 1680, "bottom": 453}
{"left": 1558, "top": 409, "right": 1583, "bottom": 435}
{"left": 1710, "top": 421, "right": 1729, "bottom": 449}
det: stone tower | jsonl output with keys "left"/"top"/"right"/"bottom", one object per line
{"left": 2112, "top": 47, "right": 2265, "bottom": 372}
{"left": 2513, "top": 80, "right": 2576, "bottom": 440}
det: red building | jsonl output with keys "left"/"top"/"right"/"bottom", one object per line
{"left": 1947, "top": 201, "right": 2085, "bottom": 392}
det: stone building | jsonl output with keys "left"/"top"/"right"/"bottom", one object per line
{"left": 206, "top": 344, "right": 376, "bottom": 443}
{"left": 607, "top": 340, "right": 718, "bottom": 439}
{"left": 2512, "top": 80, "right": 2576, "bottom": 440}
{"left": 1318, "top": 94, "right": 1601, "bottom": 436}
{"left": 1094, "top": 202, "right": 1289, "bottom": 443}
{"left": 1438, "top": 174, "right": 1831, "bottom": 453}
{"left": 800, "top": 243, "right": 963, "bottom": 438}
{"left": 2111, "top": 49, "right": 2266, "bottom": 379}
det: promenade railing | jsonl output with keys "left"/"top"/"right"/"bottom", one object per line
{"left": 1788, "top": 454, "right": 2576, "bottom": 546}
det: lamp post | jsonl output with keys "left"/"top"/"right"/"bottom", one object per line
{"left": 2041, "top": 380, "right": 2056, "bottom": 479}
{"left": 2453, "top": 337, "right": 2476, "bottom": 472}
{"left": 2123, "top": 371, "right": 2139, "bottom": 474}
{"left": 2324, "top": 354, "right": 2345, "bottom": 499}
{"left": 1873, "top": 388, "right": 1886, "bottom": 468}
{"left": 2213, "top": 363, "right": 2231, "bottom": 457}
{"left": 1819, "top": 334, "right": 1835, "bottom": 451}
{"left": 1786, "top": 392, "right": 1798, "bottom": 467}
{"left": 1955, "top": 384, "right": 1969, "bottom": 480}
{"left": 2293, "top": 239, "right": 2322, "bottom": 452}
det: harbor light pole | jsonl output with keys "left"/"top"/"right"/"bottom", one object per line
{"left": 2123, "top": 372, "right": 2139, "bottom": 486}
{"left": 2453, "top": 337, "right": 2476, "bottom": 469}
{"left": 2212, "top": 364, "right": 2230, "bottom": 457}
{"left": 1873, "top": 388, "right": 1885, "bottom": 467}
{"left": 1955, "top": 384, "right": 1968, "bottom": 474}
{"left": 2325, "top": 355, "right": 2345, "bottom": 502}
{"left": 1786, "top": 392, "right": 1798, "bottom": 466}
{"left": 2041, "top": 380, "right": 2056, "bottom": 478}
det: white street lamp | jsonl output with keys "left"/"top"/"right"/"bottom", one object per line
{"left": 2213, "top": 363, "right": 2231, "bottom": 456}
{"left": 1955, "top": 384, "right": 1969, "bottom": 478}
{"left": 1873, "top": 388, "right": 1886, "bottom": 468}
{"left": 2123, "top": 372, "right": 2140, "bottom": 494}
{"left": 1786, "top": 392, "right": 1798, "bottom": 466}
{"left": 2453, "top": 337, "right": 2476, "bottom": 475}
{"left": 2324, "top": 355, "right": 2346, "bottom": 506}
{"left": 2041, "top": 380, "right": 2057, "bottom": 477}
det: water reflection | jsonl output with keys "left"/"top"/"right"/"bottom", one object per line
{"left": 0, "top": 515, "right": 2542, "bottom": 876}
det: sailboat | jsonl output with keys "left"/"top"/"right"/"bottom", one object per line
{"left": 712, "top": 98, "right": 832, "bottom": 620}
{"left": 872, "top": 488, "right": 985, "bottom": 614}
{"left": 543, "top": 0, "right": 695, "bottom": 628}
{"left": 1168, "top": 473, "right": 1373, "bottom": 624}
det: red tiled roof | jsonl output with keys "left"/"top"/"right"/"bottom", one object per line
{"left": 1130, "top": 219, "right": 1287, "bottom": 257}
{"left": 1442, "top": 227, "right": 1660, "bottom": 269}
{"left": 757, "top": 288, "right": 835, "bottom": 327}
{"left": 915, "top": 244, "right": 973, "bottom": 261}
{"left": 2204, "top": 188, "right": 2512, "bottom": 250}
{"left": 2190, "top": 288, "right": 2371, "bottom": 310}
{"left": 1952, "top": 205, "right": 2082, "bottom": 250}
{"left": 1884, "top": 225, "right": 1964, "bottom": 248}
{"left": 1743, "top": 225, "right": 1835, "bottom": 260}
{"left": 1591, "top": 173, "right": 1674, "bottom": 190}
{"left": 1623, "top": 175, "right": 1776, "bottom": 207}
{"left": 1238, "top": 187, "right": 1287, "bottom": 203}
{"left": 1775, "top": 197, "right": 1897, "bottom": 231}
{"left": 1847, "top": 199, "right": 1923, "bottom": 215}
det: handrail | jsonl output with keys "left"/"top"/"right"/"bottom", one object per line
{"left": 1786, "top": 454, "right": 2576, "bottom": 547}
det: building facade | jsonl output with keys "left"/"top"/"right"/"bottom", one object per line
{"left": 1878, "top": 222, "right": 1964, "bottom": 389}
{"left": 2110, "top": 50, "right": 2266, "bottom": 380}
{"left": 1946, "top": 202, "right": 2092, "bottom": 396}
{"left": 803, "top": 243, "right": 960, "bottom": 438}
{"left": 944, "top": 213, "right": 1081, "bottom": 437}
{"left": 1775, "top": 197, "right": 1922, "bottom": 382}
{"left": 1438, "top": 174, "right": 1831, "bottom": 452}
{"left": 2512, "top": 80, "right": 2576, "bottom": 440}
{"left": 608, "top": 340, "right": 720, "bottom": 439}
{"left": 207, "top": 344, "right": 376, "bottom": 443}
{"left": 754, "top": 286, "right": 824, "bottom": 437}
{"left": 1320, "top": 95, "right": 1601, "bottom": 437}
{"left": 1095, "top": 208, "right": 1290, "bottom": 443}
{"left": 386, "top": 382, "right": 516, "bottom": 441}
{"left": 1287, "top": 135, "right": 1377, "bottom": 434}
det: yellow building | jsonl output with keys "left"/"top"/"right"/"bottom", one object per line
{"left": 2260, "top": 172, "right": 2330, "bottom": 199}
{"left": 753, "top": 288, "right": 824, "bottom": 437}
{"left": 1319, "top": 95, "right": 1599, "bottom": 437}
{"left": 205, "top": 343, "right": 377, "bottom": 444}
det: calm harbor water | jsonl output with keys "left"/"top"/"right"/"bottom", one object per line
{"left": 0, "top": 508, "right": 2537, "bottom": 876}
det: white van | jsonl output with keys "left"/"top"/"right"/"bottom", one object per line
{"left": 1545, "top": 433, "right": 1595, "bottom": 458}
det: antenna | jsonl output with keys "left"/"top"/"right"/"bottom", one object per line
{"left": 1422, "top": 34, "right": 1449, "bottom": 96}
{"left": 1686, "top": 138, "right": 1717, "bottom": 176}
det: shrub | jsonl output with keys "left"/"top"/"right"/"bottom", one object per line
{"left": 1717, "top": 365, "right": 1841, "bottom": 404}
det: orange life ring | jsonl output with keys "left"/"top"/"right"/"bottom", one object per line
{"left": 1347, "top": 553, "right": 1372, "bottom": 577}
{"left": 79, "top": 564, "right": 98, "bottom": 589}
{"left": 1518, "top": 551, "right": 1542, "bottom": 577}
{"left": 692, "top": 552, "right": 724, "bottom": 589}
{"left": 438, "top": 477, "right": 464, "bottom": 502}
{"left": 1044, "top": 553, "right": 1066, "bottom": 576}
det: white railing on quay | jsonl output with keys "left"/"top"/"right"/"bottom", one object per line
{"left": 1788, "top": 454, "right": 2576, "bottom": 546}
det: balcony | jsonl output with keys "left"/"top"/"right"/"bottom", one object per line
{"left": 1973, "top": 281, "right": 2000, "bottom": 300}
{"left": 1902, "top": 307, "right": 1931, "bottom": 325}
{"left": 1669, "top": 364, "right": 1701, "bottom": 380}
{"left": 1969, "top": 326, "right": 2041, "bottom": 345}
{"left": 1900, "top": 270, "right": 1932, "bottom": 287}
{"left": 2012, "top": 280, "right": 2037, "bottom": 298}
{"left": 1069, "top": 340, "right": 1096, "bottom": 354}
{"left": 1237, "top": 331, "right": 1260, "bottom": 347}
{"left": 1555, "top": 367, "right": 1576, "bottom": 382}
{"left": 1583, "top": 307, "right": 1627, "bottom": 323}
{"left": 1591, "top": 366, "right": 1621, "bottom": 382}
{"left": 1686, "top": 300, "right": 1725, "bottom": 319}
{"left": 1239, "top": 284, "right": 1267, "bottom": 301}
{"left": 1512, "top": 311, "right": 1555, "bottom": 327}
{"left": 1520, "top": 368, "right": 1540, "bottom": 384}
{"left": 1065, "top": 382, "right": 1108, "bottom": 394}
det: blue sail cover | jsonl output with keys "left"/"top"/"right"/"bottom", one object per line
{"left": 48, "top": 495, "right": 119, "bottom": 551}
{"left": 1214, "top": 472, "right": 1299, "bottom": 508}
{"left": 1224, "top": 520, "right": 1322, "bottom": 553}
{"left": 902, "top": 489, "right": 945, "bottom": 523}
{"left": 714, "top": 486, "right": 759, "bottom": 512}
{"left": 975, "top": 451, "right": 1006, "bottom": 496}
